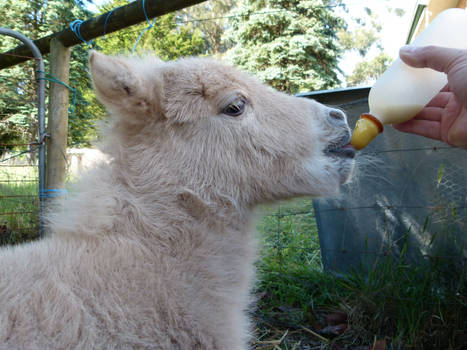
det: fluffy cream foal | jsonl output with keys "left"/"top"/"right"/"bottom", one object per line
{"left": 0, "top": 52, "right": 355, "bottom": 349}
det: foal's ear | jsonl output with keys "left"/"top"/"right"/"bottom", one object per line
{"left": 89, "top": 51, "right": 161, "bottom": 118}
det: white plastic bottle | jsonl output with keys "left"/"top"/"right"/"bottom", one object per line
{"left": 351, "top": 8, "right": 467, "bottom": 150}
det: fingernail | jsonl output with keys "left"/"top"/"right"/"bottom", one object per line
{"left": 399, "top": 45, "right": 415, "bottom": 54}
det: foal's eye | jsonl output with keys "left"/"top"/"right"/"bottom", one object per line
{"left": 222, "top": 98, "right": 247, "bottom": 117}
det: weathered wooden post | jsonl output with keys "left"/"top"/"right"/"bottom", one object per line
{"left": 46, "top": 38, "right": 70, "bottom": 196}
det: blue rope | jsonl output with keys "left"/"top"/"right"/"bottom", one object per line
{"left": 103, "top": 8, "right": 117, "bottom": 40}
{"left": 132, "top": 0, "right": 156, "bottom": 54}
{"left": 40, "top": 189, "right": 68, "bottom": 199}
{"left": 141, "top": 0, "right": 153, "bottom": 27}
{"left": 70, "top": 19, "right": 93, "bottom": 45}
{"left": 36, "top": 71, "right": 77, "bottom": 121}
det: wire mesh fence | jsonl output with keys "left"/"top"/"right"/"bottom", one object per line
{"left": 304, "top": 88, "right": 467, "bottom": 275}
{"left": 256, "top": 198, "right": 322, "bottom": 273}
{"left": 252, "top": 87, "right": 467, "bottom": 284}
{"left": 0, "top": 143, "right": 40, "bottom": 245}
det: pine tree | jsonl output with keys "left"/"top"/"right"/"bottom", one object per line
{"left": 223, "top": 0, "right": 345, "bottom": 93}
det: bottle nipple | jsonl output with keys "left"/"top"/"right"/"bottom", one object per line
{"left": 350, "top": 113, "right": 384, "bottom": 150}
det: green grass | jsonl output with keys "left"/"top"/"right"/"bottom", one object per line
{"left": 0, "top": 163, "right": 40, "bottom": 244}
{"left": 337, "top": 253, "right": 467, "bottom": 349}
{"left": 253, "top": 198, "right": 467, "bottom": 349}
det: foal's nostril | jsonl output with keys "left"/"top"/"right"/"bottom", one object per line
{"left": 329, "top": 109, "right": 346, "bottom": 121}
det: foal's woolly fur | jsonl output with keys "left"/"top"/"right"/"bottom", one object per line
{"left": 0, "top": 52, "right": 354, "bottom": 349}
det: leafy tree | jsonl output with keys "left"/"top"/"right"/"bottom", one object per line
{"left": 338, "top": 5, "right": 404, "bottom": 86}
{"left": 0, "top": 0, "right": 95, "bottom": 148}
{"left": 338, "top": 7, "right": 382, "bottom": 57}
{"left": 223, "top": 0, "right": 345, "bottom": 93}
{"left": 95, "top": 0, "right": 206, "bottom": 60}
{"left": 346, "top": 52, "right": 392, "bottom": 86}
{"left": 180, "top": 0, "right": 236, "bottom": 56}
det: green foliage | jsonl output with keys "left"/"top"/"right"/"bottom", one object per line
{"left": 338, "top": 5, "right": 395, "bottom": 87}
{"left": 347, "top": 52, "right": 393, "bottom": 86}
{"left": 224, "top": 0, "right": 345, "bottom": 93}
{"left": 95, "top": 0, "right": 206, "bottom": 59}
{"left": 0, "top": 162, "right": 39, "bottom": 245}
{"left": 338, "top": 26, "right": 379, "bottom": 56}
{"left": 67, "top": 45, "right": 103, "bottom": 146}
{"left": 338, "top": 6, "right": 382, "bottom": 56}
{"left": 180, "top": 0, "right": 236, "bottom": 56}
{"left": 0, "top": 0, "right": 94, "bottom": 148}
{"left": 389, "top": 7, "right": 406, "bottom": 18}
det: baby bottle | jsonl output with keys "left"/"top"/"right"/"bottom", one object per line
{"left": 350, "top": 8, "right": 467, "bottom": 150}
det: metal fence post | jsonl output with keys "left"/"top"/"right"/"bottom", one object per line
{"left": 0, "top": 27, "right": 46, "bottom": 238}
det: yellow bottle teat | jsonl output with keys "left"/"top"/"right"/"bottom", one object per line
{"left": 350, "top": 114, "right": 384, "bottom": 150}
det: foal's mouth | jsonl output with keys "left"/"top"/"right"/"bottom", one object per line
{"left": 325, "top": 136, "right": 356, "bottom": 159}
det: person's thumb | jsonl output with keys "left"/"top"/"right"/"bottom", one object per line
{"left": 399, "top": 45, "right": 466, "bottom": 74}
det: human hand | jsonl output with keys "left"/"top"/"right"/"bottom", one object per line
{"left": 393, "top": 45, "right": 467, "bottom": 149}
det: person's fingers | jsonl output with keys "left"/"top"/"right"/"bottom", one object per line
{"left": 447, "top": 109, "right": 467, "bottom": 149}
{"left": 392, "top": 119, "right": 441, "bottom": 141}
{"left": 440, "top": 94, "right": 463, "bottom": 144}
{"left": 411, "top": 107, "right": 443, "bottom": 121}
{"left": 399, "top": 45, "right": 465, "bottom": 73}
{"left": 393, "top": 105, "right": 444, "bottom": 127}
{"left": 426, "top": 91, "right": 451, "bottom": 108}
{"left": 440, "top": 84, "right": 450, "bottom": 93}
{"left": 399, "top": 46, "right": 467, "bottom": 105}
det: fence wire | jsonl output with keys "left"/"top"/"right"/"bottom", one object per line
{"left": 311, "top": 93, "right": 466, "bottom": 275}
{"left": 0, "top": 143, "right": 40, "bottom": 245}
